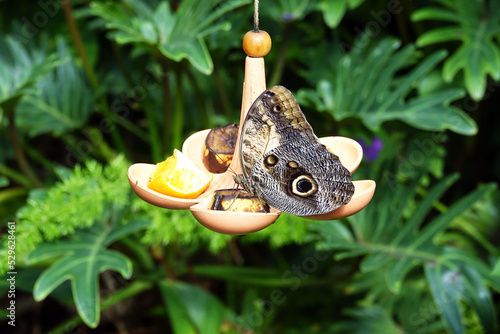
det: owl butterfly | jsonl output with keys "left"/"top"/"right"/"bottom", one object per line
{"left": 234, "top": 86, "right": 355, "bottom": 216}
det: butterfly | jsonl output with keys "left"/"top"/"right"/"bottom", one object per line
{"left": 234, "top": 86, "right": 354, "bottom": 216}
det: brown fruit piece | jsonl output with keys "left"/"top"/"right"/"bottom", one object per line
{"left": 210, "top": 189, "right": 270, "bottom": 213}
{"left": 203, "top": 123, "right": 239, "bottom": 173}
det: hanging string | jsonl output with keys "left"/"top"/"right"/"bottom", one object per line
{"left": 253, "top": 0, "right": 259, "bottom": 31}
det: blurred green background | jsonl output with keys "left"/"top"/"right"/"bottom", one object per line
{"left": 1, "top": 0, "right": 500, "bottom": 333}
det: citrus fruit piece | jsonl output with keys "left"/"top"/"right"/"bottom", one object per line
{"left": 148, "top": 149, "right": 213, "bottom": 199}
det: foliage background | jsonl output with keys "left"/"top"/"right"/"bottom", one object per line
{"left": 0, "top": 0, "right": 499, "bottom": 333}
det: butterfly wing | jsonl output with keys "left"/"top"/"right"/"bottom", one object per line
{"left": 237, "top": 86, "right": 354, "bottom": 216}
{"left": 239, "top": 86, "right": 316, "bottom": 176}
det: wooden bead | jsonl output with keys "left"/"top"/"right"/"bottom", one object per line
{"left": 242, "top": 30, "right": 272, "bottom": 57}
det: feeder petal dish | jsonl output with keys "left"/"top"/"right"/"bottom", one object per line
{"left": 190, "top": 197, "right": 281, "bottom": 234}
{"left": 127, "top": 163, "right": 199, "bottom": 209}
{"left": 305, "top": 180, "right": 376, "bottom": 220}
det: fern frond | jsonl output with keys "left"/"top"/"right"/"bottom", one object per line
{"left": 0, "top": 156, "right": 130, "bottom": 275}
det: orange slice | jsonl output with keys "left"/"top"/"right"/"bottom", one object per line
{"left": 148, "top": 149, "right": 213, "bottom": 199}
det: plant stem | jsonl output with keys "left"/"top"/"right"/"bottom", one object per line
{"left": 61, "top": 133, "right": 88, "bottom": 164}
{"left": 108, "top": 113, "right": 150, "bottom": 143}
{"left": 83, "top": 127, "right": 116, "bottom": 162}
{"left": 24, "top": 141, "right": 58, "bottom": 175}
{"left": 186, "top": 69, "right": 210, "bottom": 128}
{"left": 48, "top": 280, "right": 154, "bottom": 334}
{"left": 0, "top": 163, "right": 32, "bottom": 188}
{"left": 227, "top": 239, "right": 244, "bottom": 265}
{"left": 172, "top": 65, "right": 184, "bottom": 150}
{"left": 0, "top": 187, "right": 28, "bottom": 205}
{"left": 142, "top": 101, "right": 163, "bottom": 162}
{"left": 160, "top": 57, "right": 173, "bottom": 153}
{"left": 269, "top": 24, "right": 291, "bottom": 87}
{"left": 7, "top": 112, "right": 43, "bottom": 187}
{"left": 61, "top": 0, "right": 130, "bottom": 159}
{"left": 109, "top": 41, "right": 155, "bottom": 142}
{"left": 253, "top": 0, "right": 259, "bottom": 31}
{"left": 110, "top": 40, "right": 136, "bottom": 89}
{"left": 212, "top": 64, "right": 234, "bottom": 121}
{"left": 61, "top": 0, "right": 98, "bottom": 91}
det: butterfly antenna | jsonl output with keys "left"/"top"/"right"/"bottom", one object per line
{"left": 226, "top": 164, "right": 237, "bottom": 177}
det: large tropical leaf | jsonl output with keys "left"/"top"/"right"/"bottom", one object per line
{"left": 412, "top": 0, "right": 500, "bottom": 100}
{"left": 159, "top": 280, "right": 227, "bottom": 334}
{"left": 16, "top": 38, "right": 94, "bottom": 137}
{"left": 27, "top": 219, "right": 150, "bottom": 328}
{"left": 90, "top": 0, "right": 250, "bottom": 75}
{"left": 0, "top": 35, "right": 63, "bottom": 113}
{"left": 309, "top": 168, "right": 499, "bottom": 333}
{"left": 297, "top": 37, "right": 477, "bottom": 135}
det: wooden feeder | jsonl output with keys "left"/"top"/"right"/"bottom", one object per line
{"left": 127, "top": 12, "right": 376, "bottom": 234}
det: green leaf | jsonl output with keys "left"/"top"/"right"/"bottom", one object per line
{"left": 27, "top": 219, "right": 150, "bottom": 328}
{"left": 425, "top": 261, "right": 497, "bottom": 334}
{"left": 318, "top": 0, "right": 365, "bottom": 28}
{"left": 0, "top": 176, "right": 9, "bottom": 187}
{"left": 159, "top": 280, "right": 226, "bottom": 334}
{"left": 412, "top": 183, "right": 497, "bottom": 249}
{"left": 91, "top": 0, "right": 250, "bottom": 75}
{"left": 193, "top": 265, "right": 280, "bottom": 283}
{"left": 298, "top": 37, "right": 476, "bottom": 135}
{"left": 0, "top": 35, "right": 65, "bottom": 113}
{"left": 311, "top": 162, "right": 497, "bottom": 332}
{"left": 492, "top": 259, "right": 500, "bottom": 276}
{"left": 425, "top": 263, "right": 465, "bottom": 334}
{"left": 386, "top": 258, "right": 420, "bottom": 293}
{"left": 309, "top": 220, "right": 357, "bottom": 250}
{"left": 319, "top": 0, "right": 348, "bottom": 28}
{"left": 192, "top": 265, "right": 317, "bottom": 287}
{"left": 242, "top": 213, "right": 311, "bottom": 248}
{"left": 16, "top": 38, "right": 94, "bottom": 137}
{"left": 460, "top": 265, "right": 497, "bottom": 334}
{"left": 392, "top": 174, "right": 460, "bottom": 246}
{"left": 369, "top": 88, "right": 475, "bottom": 135}
{"left": 412, "top": 0, "right": 500, "bottom": 100}
{"left": 331, "top": 306, "right": 401, "bottom": 334}
{"left": 159, "top": 37, "right": 212, "bottom": 76}
{"left": 265, "top": 0, "right": 313, "bottom": 23}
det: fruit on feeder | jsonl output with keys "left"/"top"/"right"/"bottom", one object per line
{"left": 203, "top": 123, "right": 239, "bottom": 173}
{"left": 210, "top": 189, "right": 270, "bottom": 213}
{"left": 148, "top": 149, "right": 212, "bottom": 199}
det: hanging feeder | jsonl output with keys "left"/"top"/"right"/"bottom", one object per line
{"left": 127, "top": 4, "right": 376, "bottom": 234}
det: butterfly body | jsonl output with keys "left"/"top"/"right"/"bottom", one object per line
{"left": 234, "top": 86, "right": 354, "bottom": 216}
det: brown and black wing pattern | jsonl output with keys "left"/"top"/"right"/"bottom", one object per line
{"left": 235, "top": 86, "right": 354, "bottom": 216}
